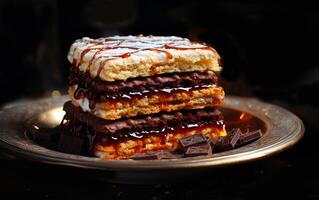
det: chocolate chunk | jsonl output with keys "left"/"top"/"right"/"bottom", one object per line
{"left": 157, "top": 150, "right": 183, "bottom": 159}
{"left": 58, "top": 134, "right": 84, "bottom": 154}
{"left": 207, "top": 138, "right": 215, "bottom": 152}
{"left": 184, "top": 143, "right": 212, "bottom": 157}
{"left": 131, "top": 150, "right": 183, "bottom": 160}
{"left": 238, "top": 129, "right": 262, "bottom": 146}
{"left": 179, "top": 134, "right": 207, "bottom": 149}
{"left": 215, "top": 128, "right": 242, "bottom": 151}
{"left": 130, "top": 152, "right": 158, "bottom": 160}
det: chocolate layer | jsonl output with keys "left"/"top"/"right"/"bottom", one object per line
{"left": 69, "top": 66, "right": 218, "bottom": 102}
{"left": 62, "top": 101, "right": 224, "bottom": 142}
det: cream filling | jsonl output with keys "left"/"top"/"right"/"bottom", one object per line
{"left": 73, "top": 85, "right": 91, "bottom": 112}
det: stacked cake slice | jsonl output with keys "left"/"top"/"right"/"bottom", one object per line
{"left": 62, "top": 35, "right": 226, "bottom": 159}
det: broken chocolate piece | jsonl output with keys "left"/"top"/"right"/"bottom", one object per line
{"left": 158, "top": 150, "right": 183, "bottom": 159}
{"left": 130, "top": 152, "right": 158, "bottom": 160}
{"left": 131, "top": 150, "right": 183, "bottom": 160}
{"left": 179, "top": 134, "right": 207, "bottom": 149}
{"left": 207, "top": 138, "right": 215, "bottom": 152}
{"left": 216, "top": 128, "right": 242, "bottom": 151}
{"left": 184, "top": 142, "right": 212, "bottom": 157}
{"left": 238, "top": 129, "right": 262, "bottom": 146}
{"left": 58, "top": 134, "right": 84, "bottom": 154}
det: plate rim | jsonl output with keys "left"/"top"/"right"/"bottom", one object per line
{"left": 0, "top": 95, "right": 305, "bottom": 171}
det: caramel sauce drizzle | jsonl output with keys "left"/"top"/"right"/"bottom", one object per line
{"left": 72, "top": 35, "right": 215, "bottom": 73}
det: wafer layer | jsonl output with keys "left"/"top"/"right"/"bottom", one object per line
{"left": 68, "top": 36, "right": 221, "bottom": 81}
{"left": 62, "top": 101, "right": 225, "bottom": 159}
{"left": 70, "top": 86, "right": 224, "bottom": 120}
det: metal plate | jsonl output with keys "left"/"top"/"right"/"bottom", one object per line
{"left": 0, "top": 95, "right": 304, "bottom": 172}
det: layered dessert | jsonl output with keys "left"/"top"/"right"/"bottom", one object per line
{"left": 61, "top": 35, "right": 226, "bottom": 159}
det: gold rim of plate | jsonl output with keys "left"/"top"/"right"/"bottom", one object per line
{"left": 0, "top": 95, "right": 304, "bottom": 171}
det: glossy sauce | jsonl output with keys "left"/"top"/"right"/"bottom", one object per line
{"left": 74, "top": 84, "right": 213, "bottom": 101}
{"left": 31, "top": 107, "right": 266, "bottom": 156}
{"left": 94, "top": 108, "right": 265, "bottom": 150}
{"left": 221, "top": 108, "right": 266, "bottom": 133}
{"left": 69, "top": 66, "right": 218, "bottom": 109}
{"left": 99, "top": 121, "right": 223, "bottom": 145}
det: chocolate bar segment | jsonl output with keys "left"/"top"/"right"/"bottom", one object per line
{"left": 216, "top": 128, "right": 242, "bottom": 151}
{"left": 207, "top": 138, "right": 215, "bottom": 152}
{"left": 238, "top": 129, "right": 262, "bottom": 146}
{"left": 157, "top": 150, "right": 183, "bottom": 159}
{"left": 130, "top": 152, "right": 158, "bottom": 160}
{"left": 184, "top": 142, "right": 212, "bottom": 157}
{"left": 131, "top": 150, "right": 183, "bottom": 160}
{"left": 179, "top": 134, "right": 207, "bottom": 149}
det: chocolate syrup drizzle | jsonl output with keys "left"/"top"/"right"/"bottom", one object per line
{"left": 69, "top": 66, "right": 218, "bottom": 109}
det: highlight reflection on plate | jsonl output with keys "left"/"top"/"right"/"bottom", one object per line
{"left": 0, "top": 95, "right": 304, "bottom": 182}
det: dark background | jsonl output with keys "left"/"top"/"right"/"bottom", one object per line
{"left": 0, "top": 0, "right": 318, "bottom": 199}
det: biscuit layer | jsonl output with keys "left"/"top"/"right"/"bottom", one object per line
{"left": 69, "top": 86, "right": 224, "bottom": 120}
{"left": 95, "top": 126, "right": 224, "bottom": 159}
{"left": 68, "top": 36, "right": 221, "bottom": 81}
{"left": 62, "top": 102, "right": 226, "bottom": 160}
